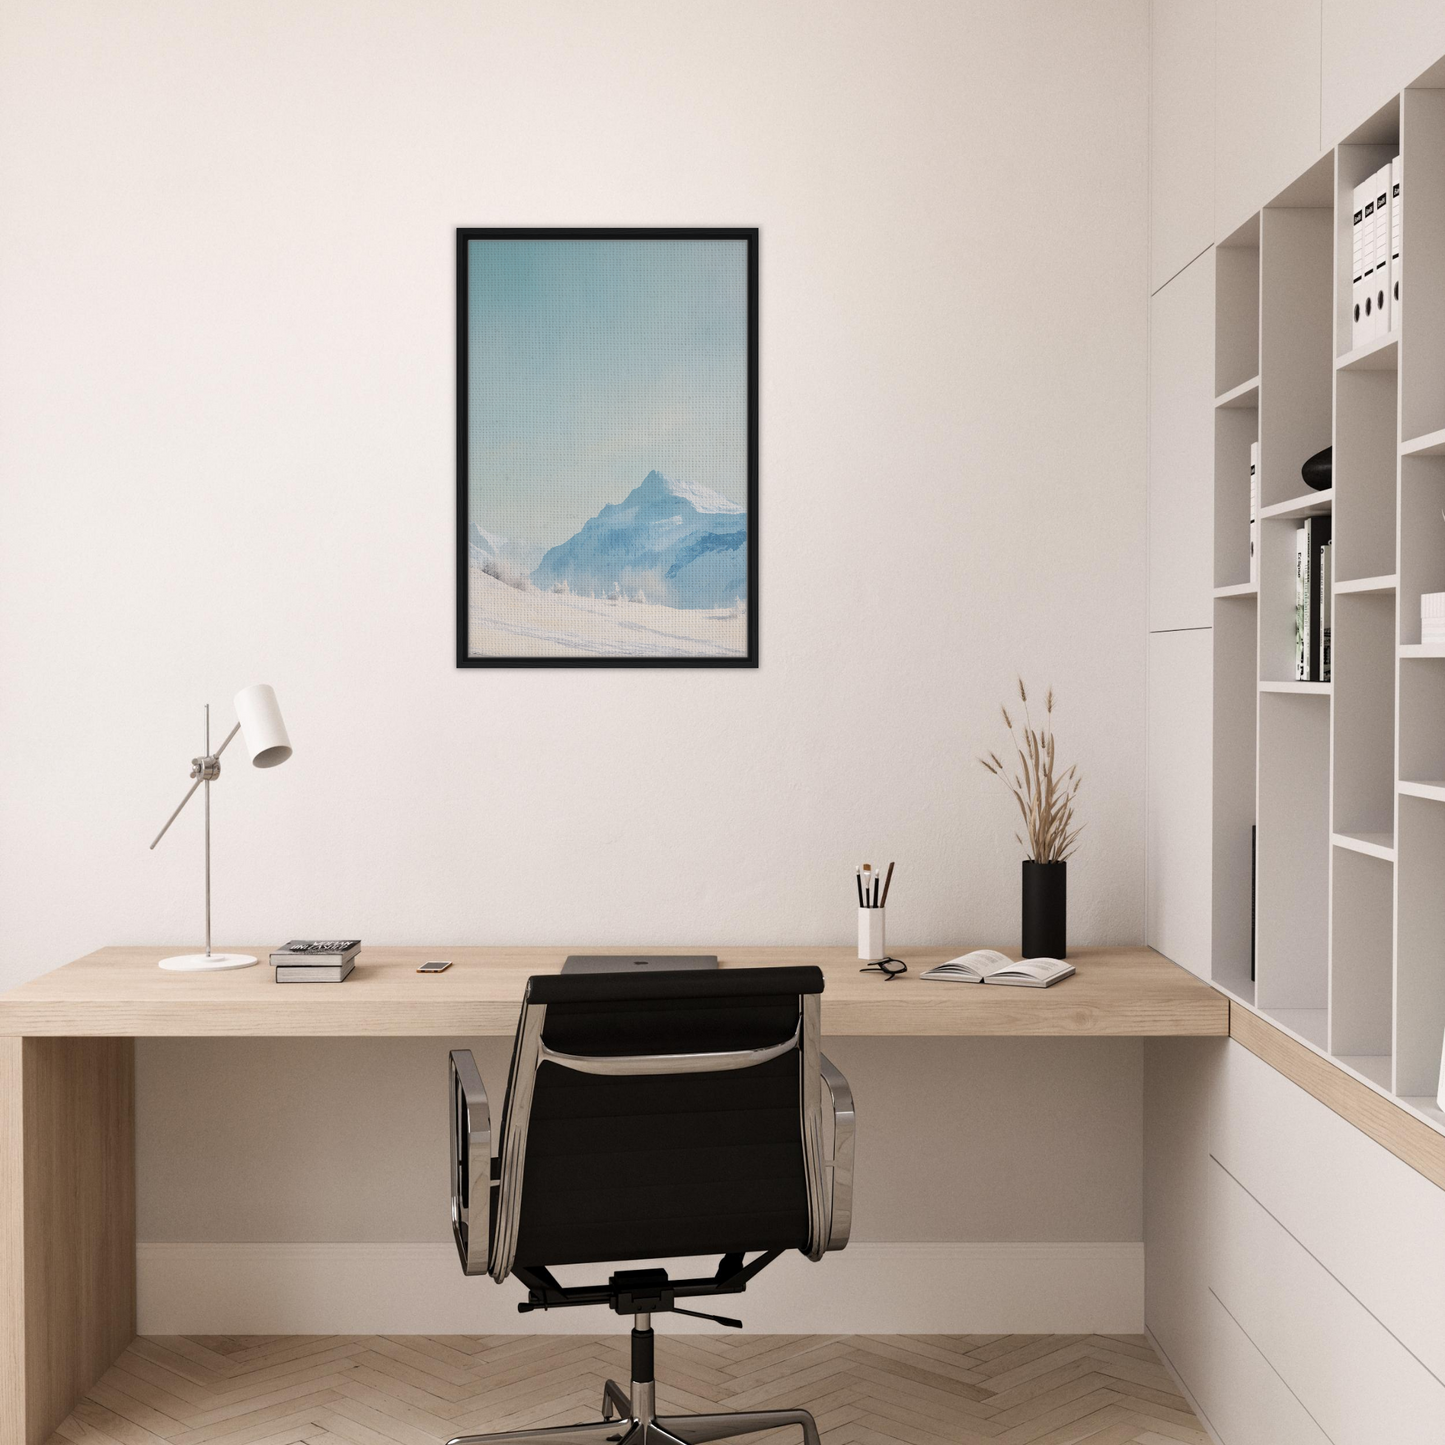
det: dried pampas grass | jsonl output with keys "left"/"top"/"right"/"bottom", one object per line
{"left": 980, "top": 678, "right": 1083, "bottom": 863}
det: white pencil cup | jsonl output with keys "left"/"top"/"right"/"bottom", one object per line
{"left": 858, "top": 907, "right": 886, "bottom": 962}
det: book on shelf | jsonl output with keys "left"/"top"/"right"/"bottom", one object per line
{"left": 1320, "top": 538, "right": 1332, "bottom": 682}
{"left": 1293, "top": 517, "right": 1332, "bottom": 681}
{"left": 920, "top": 950, "right": 1074, "bottom": 988}
{"left": 1295, "top": 526, "right": 1308, "bottom": 679}
{"left": 276, "top": 958, "right": 355, "bottom": 983}
{"left": 1249, "top": 441, "right": 1259, "bottom": 585}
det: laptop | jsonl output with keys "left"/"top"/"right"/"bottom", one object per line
{"left": 561, "top": 954, "right": 719, "bottom": 974}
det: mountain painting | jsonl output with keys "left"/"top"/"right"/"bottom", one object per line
{"left": 456, "top": 229, "right": 758, "bottom": 667}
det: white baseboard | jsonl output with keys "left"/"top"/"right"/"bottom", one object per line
{"left": 137, "top": 1241, "right": 1143, "bottom": 1336}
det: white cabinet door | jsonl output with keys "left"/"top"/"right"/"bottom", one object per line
{"left": 1215, "top": 0, "right": 1323, "bottom": 237}
{"left": 1214, "top": 1039, "right": 1445, "bottom": 1384}
{"left": 1150, "top": 0, "right": 1215, "bottom": 292}
{"left": 1211, "top": 1156, "right": 1445, "bottom": 1444}
{"left": 1149, "top": 251, "right": 1215, "bottom": 632}
{"left": 1147, "top": 629, "right": 1213, "bottom": 978}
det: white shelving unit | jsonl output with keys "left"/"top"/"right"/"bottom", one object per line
{"left": 1212, "top": 79, "right": 1445, "bottom": 1133}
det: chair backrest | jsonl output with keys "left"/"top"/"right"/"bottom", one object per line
{"left": 488, "top": 966, "right": 828, "bottom": 1280}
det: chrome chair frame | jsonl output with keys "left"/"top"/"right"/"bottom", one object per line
{"left": 446, "top": 985, "right": 854, "bottom": 1445}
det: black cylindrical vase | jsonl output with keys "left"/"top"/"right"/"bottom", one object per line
{"left": 1022, "top": 860, "right": 1067, "bottom": 958}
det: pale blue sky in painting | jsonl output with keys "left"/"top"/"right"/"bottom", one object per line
{"left": 467, "top": 238, "right": 748, "bottom": 554}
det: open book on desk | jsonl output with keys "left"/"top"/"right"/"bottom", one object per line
{"left": 920, "top": 950, "right": 1074, "bottom": 988}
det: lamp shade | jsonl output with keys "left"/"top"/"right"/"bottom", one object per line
{"left": 233, "top": 684, "right": 292, "bottom": 768}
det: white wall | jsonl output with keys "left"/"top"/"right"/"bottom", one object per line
{"left": 0, "top": 0, "right": 1152, "bottom": 1318}
{"left": 0, "top": 0, "right": 1149, "bottom": 982}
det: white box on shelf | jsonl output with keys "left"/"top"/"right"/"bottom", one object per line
{"left": 1421, "top": 594, "right": 1445, "bottom": 640}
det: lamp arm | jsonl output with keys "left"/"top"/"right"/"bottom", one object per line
{"left": 148, "top": 722, "right": 241, "bottom": 850}
{"left": 213, "top": 721, "right": 242, "bottom": 759}
{"left": 149, "top": 778, "right": 203, "bottom": 850}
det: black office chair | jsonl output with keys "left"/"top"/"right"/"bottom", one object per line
{"left": 446, "top": 965, "right": 855, "bottom": 1445}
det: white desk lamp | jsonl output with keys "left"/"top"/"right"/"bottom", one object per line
{"left": 149, "top": 684, "right": 292, "bottom": 972}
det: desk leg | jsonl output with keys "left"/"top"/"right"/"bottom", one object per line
{"left": 0, "top": 1037, "right": 136, "bottom": 1445}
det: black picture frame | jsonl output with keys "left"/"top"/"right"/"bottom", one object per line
{"left": 456, "top": 227, "right": 759, "bottom": 668}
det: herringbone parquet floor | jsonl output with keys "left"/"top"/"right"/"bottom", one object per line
{"left": 49, "top": 1334, "right": 1209, "bottom": 1445}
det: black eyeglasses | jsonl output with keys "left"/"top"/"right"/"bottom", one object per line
{"left": 859, "top": 956, "right": 908, "bottom": 981}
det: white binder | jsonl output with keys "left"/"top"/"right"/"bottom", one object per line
{"left": 1362, "top": 171, "right": 1380, "bottom": 341}
{"left": 1351, "top": 179, "right": 1369, "bottom": 349}
{"left": 1249, "top": 441, "right": 1259, "bottom": 587}
{"left": 1372, "top": 165, "right": 1391, "bottom": 341}
{"left": 1391, "top": 154, "right": 1402, "bottom": 333}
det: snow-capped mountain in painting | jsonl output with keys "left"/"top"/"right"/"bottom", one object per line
{"left": 529, "top": 470, "right": 747, "bottom": 608}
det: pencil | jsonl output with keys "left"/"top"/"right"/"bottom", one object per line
{"left": 880, "top": 860, "right": 895, "bottom": 907}
{"left": 855, "top": 869, "right": 865, "bottom": 907}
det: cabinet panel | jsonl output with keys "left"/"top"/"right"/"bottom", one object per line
{"left": 1213, "top": 1040, "right": 1445, "bottom": 1384}
{"left": 1150, "top": 0, "right": 1215, "bottom": 291}
{"left": 1215, "top": 0, "right": 1323, "bottom": 237}
{"left": 1143, "top": 1037, "right": 1226, "bottom": 1393}
{"left": 1197, "top": 1290, "right": 1331, "bottom": 1445}
{"left": 1322, "top": 0, "right": 1445, "bottom": 145}
{"left": 1147, "top": 630, "right": 1213, "bottom": 978}
{"left": 1210, "top": 1155, "right": 1445, "bottom": 1444}
{"left": 1149, "top": 251, "right": 1215, "bottom": 631}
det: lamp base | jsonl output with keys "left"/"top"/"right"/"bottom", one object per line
{"left": 158, "top": 952, "right": 258, "bottom": 972}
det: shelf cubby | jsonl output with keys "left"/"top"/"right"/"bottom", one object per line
{"left": 1214, "top": 403, "right": 1257, "bottom": 589}
{"left": 1396, "top": 795, "right": 1445, "bottom": 1097}
{"left": 1399, "top": 653, "right": 1445, "bottom": 785}
{"left": 1401, "top": 86, "right": 1445, "bottom": 444}
{"left": 1216, "top": 216, "right": 1260, "bottom": 398}
{"left": 1259, "top": 188, "right": 1332, "bottom": 511}
{"left": 1332, "top": 591, "right": 1396, "bottom": 837}
{"left": 1398, "top": 454, "right": 1445, "bottom": 644}
{"left": 1334, "top": 370, "right": 1397, "bottom": 581}
{"left": 1255, "top": 692, "right": 1330, "bottom": 1017}
{"left": 1211, "top": 593, "right": 1259, "bottom": 1003}
{"left": 1329, "top": 847, "right": 1393, "bottom": 1067}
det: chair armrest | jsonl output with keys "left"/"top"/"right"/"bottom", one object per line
{"left": 449, "top": 1049, "right": 492, "bottom": 1276}
{"left": 819, "top": 1052, "right": 854, "bottom": 1251}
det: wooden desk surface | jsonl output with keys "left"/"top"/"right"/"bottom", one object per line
{"left": 0, "top": 944, "right": 1226, "bottom": 1037}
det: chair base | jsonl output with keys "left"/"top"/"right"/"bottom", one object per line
{"left": 446, "top": 1380, "right": 821, "bottom": 1445}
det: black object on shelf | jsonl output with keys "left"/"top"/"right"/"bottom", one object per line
{"left": 1022, "top": 860, "right": 1066, "bottom": 959}
{"left": 1301, "top": 445, "right": 1332, "bottom": 491}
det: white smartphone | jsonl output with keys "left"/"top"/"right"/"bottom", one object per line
{"left": 417, "top": 959, "right": 452, "bottom": 973}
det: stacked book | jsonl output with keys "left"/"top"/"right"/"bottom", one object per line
{"left": 270, "top": 939, "right": 361, "bottom": 982}
{"left": 1294, "top": 517, "right": 1332, "bottom": 682}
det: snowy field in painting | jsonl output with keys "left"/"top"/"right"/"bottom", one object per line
{"left": 467, "top": 567, "right": 746, "bottom": 659}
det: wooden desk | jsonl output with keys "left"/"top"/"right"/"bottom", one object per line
{"left": 0, "top": 943, "right": 1225, "bottom": 1038}
{"left": 0, "top": 944, "right": 1223, "bottom": 1445}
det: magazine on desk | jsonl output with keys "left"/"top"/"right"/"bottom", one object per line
{"left": 920, "top": 950, "right": 1074, "bottom": 987}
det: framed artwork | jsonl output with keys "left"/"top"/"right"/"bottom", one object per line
{"left": 456, "top": 227, "right": 758, "bottom": 667}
